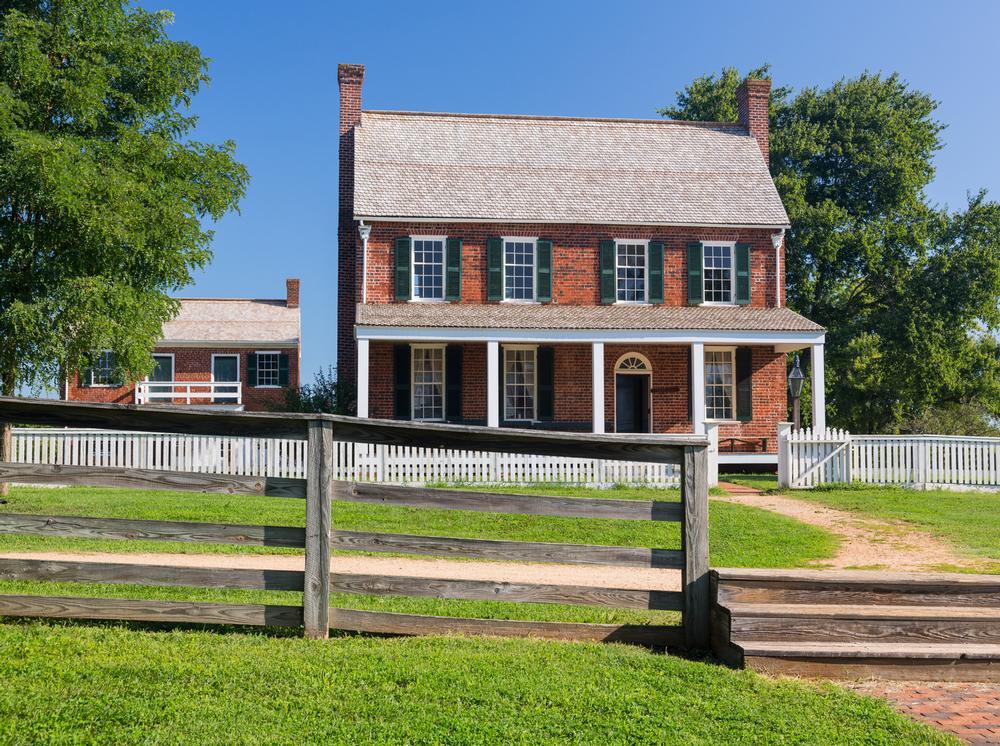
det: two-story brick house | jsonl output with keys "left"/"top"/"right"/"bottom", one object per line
{"left": 65, "top": 279, "right": 301, "bottom": 412}
{"left": 338, "top": 64, "right": 825, "bottom": 462}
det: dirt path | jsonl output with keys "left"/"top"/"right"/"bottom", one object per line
{"left": 716, "top": 482, "right": 977, "bottom": 572}
{"left": 0, "top": 550, "right": 681, "bottom": 591}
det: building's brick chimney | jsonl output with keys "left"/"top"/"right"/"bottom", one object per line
{"left": 286, "top": 278, "right": 300, "bottom": 309}
{"left": 736, "top": 78, "right": 771, "bottom": 164}
{"left": 337, "top": 63, "right": 365, "bottom": 385}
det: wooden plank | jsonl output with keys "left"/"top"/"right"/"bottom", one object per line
{"left": 0, "top": 397, "right": 310, "bottom": 439}
{"left": 682, "top": 444, "right": 710, "bottom": 651}
{"left": 743, "top": 655, "right": 1000, "bottom": 683}
{"left": 328, "top": 608, "right": 684, "bottom": 646}
{"left": 0, "top": 594, "right": 303, "bottom": 627}
{"left": 730, "top": 616, "right": 1000, "bottom": 645}
{"left": 334, "top": 482, "right": 683, "bottom": 522}
{"left": 329, "top": 573, "right": 683, "bottom": 611}
{"left": 303, "top": 420, "right": 333, "bottom": 639}
{"left": 713, "top": 567, "right": 1000, "bottom": 587}
{"left": 329, "top": 530, "right": 684, "bottom": 568}
{"left": 0, "top": 513, "right": 306, "bottom": 548}
{"left": 0, "top": 557, "right": 304, "bottom": 592}
{"left": 0, "top": 462, "right": 306, "bottom": 498}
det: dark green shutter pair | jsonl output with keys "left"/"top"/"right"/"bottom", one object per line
{"left": 393, "top": 344, "right": 463, "bottom": 422}
{"left": 687, "top": 242, "right": 751, "bottom": 305}
{"left": 395, "top": 237, "right": 463, "bottom": 301}
{"left": 688, "top": 346, "right": 753, "bottom": 421}
{"left": 487, "top": 238, "right": 552, "bottom": 302}
{"left": 599, "top": 241, "right": 664, "bottom": 304}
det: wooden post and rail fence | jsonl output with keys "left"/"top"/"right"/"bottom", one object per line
{"left": 0, "top": 397, "right": 711, "bottom": 649}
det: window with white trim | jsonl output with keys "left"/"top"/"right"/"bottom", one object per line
{"left": 412, "top": 237, "right": 445, "bottom": 300}
{"left": 616, "top": 241, "right": 647, "bottom": 303}
{"left": 703, "top": 243, "right": 735, "bottom": 303}
{"left": 705, "top": 349, "right": 735, "bottom": 421}
{"left": 412, "top": 346, "right": 445, "bottom": 421}
{"left": 504, "top": 346, "right": 536, "bottom": 421}
{"left": 86, "top": 350, "right": 121, "bottom": 386}
{"left": 256, "top": 352, "right": 281, "bottom": 387}
{"left": 504, "top": 238, "right": 536, "bottom": 301}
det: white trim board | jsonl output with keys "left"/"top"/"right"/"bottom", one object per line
{"left": 355, "top": 215, "right": 791, "bottom": 230}
{"left": 717, "top": 453, "right": 777, "bottom": 465}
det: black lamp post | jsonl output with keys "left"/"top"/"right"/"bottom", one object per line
{"left": 788, "top": 354, "right": 806, "bottom": 430}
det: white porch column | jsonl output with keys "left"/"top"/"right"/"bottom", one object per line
{"left": 704, "top": 422, "right": 719, "bottom": 487}
{"left": 811, "top": 343, "right": 826, "bottom": 431}
{"left": 691, "top": 342, "right": 705, "bottom": 435}
{"left": 356, "top": 338, "right": 369, "bottom": 418}
{"left": 591, "top": 342, "right": 605, "bottom": 434}
{"left": 487, "top": 341, "right": 500, "bottom": 428}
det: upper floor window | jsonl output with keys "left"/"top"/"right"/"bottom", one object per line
{"left": 84, "top": 350, "right": 121, "bottom": 387}
{"left": 411, "top": 236, "right": 445, "bottom": 300}
{"left": 412, "top": 345, "right": 445, "bottom": 421}
{"left": 504, "top": 346, "right": 537, "bottom": 422}
{"left": 703, "top": 242, "right": 735, "bottom": 304}
{"left": 504, "top": 238, "right": 536, "bottom": 301}
{"left": 616, "top": 241, "right": 648, "bottom": 303}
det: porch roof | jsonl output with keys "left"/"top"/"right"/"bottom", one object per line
{"left": 356, "top": 303, "right": 823, "bottom": 333}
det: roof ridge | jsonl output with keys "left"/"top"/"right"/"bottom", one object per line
{"left": 361, "top": 109, "right": 746, "bottom": 130}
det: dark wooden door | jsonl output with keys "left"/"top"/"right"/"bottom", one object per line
{"left": 615, "top": 374, "right": 650, "bottom": 433}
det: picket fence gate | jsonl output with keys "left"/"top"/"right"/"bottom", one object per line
{"left": 11, "top": 428, "right": 679, "bottom": 486}
{"left": 780, "top": 426, "right": 1000, "bottom": 489}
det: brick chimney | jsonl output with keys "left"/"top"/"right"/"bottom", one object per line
{"left": 286, "top": 278, "right": 300, "bottom": 309}
{"left": 736, "top": 78, "right": 771, "bottom": 164}
{"left": 337, "top": 63, "right": 365, "bottom": 385}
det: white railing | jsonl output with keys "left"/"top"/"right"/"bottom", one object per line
{"left": 779, "top": 426, "right": 1000, "bottom": 489}
{"left": 10, "top": 428, "right": 680, "bottom": 487}
{"left": 134, "top": 381, "right": 242, "bottom": 407}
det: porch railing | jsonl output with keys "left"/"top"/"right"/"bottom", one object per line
{"left": 134, "top": 381, "right": 242, "bottom": 407}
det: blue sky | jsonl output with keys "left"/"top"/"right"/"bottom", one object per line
{"left": 143, "top": 0, "right": 1000, "bottom": 383}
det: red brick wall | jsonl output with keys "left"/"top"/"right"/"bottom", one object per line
{"left": 66, "top": 347, "right": 300, "bottom": 412}
{"left": 360, "top": 222, "right": 782, "bottom": 308}
{"left": 337, "top": 64, "right": 365, "bottom": 385}
{"left": 737, "top": 78, "right": 771, "bottom": 163}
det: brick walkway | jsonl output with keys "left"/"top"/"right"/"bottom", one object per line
{"left": 850, "top": 682, "right": 1000, "bottom": 744}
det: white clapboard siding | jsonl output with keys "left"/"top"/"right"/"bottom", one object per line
{"left": 11, "top": 429, "right": 678, "bottom": 487}
{"left": 784, "top": 428, "right": 1000, "bottom": 489}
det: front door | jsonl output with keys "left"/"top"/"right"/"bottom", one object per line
{"left": 149, "top": 355, "right": 173, "bottom": 396}
{"left": 615, "top": 374, "right": 650, "bottom": 433}
{"left": 212, "top": 355, "right": 239, "bottom": 404}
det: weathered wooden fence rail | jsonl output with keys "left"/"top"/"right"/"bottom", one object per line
{"left": 11, "top": 428, "right": 680, "bottom": 486}
{"left": 779, "top": 426, "right": 1000, "bottom": 489}
{"left": 0, "top": 398, "right": 710, "bottom": 649}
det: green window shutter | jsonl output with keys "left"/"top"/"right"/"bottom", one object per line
{"left": 445, "top": 238, "right": 463, "bottom": 301}
{"left": 247, "top": 353, "right": 258, "bottom": 389}
{"left": 80, "top": 369, "right": 92, "bottom": 388}
{"left": 687, "top": 353, "right": 693, "bottom": 421}
{"left": 648, "top": 241, "right": 664, "bottom": 304}
{"left": 537, "top": 346, "right": 555, "bottom": 421}
{"left": 395, "top": 237, "right": 411, "bottom": 301}
{"left": 393, "top": 344, "right": 411, "bottom": 420}
{"left": 487, "top": 237, "right": 503, "bottom": 301}
{"left": 735, "top": 242, "right": 751, "bottom": 305}
{"left": 278, "top": 353, "right": 290, "bottom": 387}
{"left": 445, "top": 345, "right": 463, "bottom": 422}
{"left": 735, "top": 347, "right": 753, "bottom": 422}
{"left": 498, "top": 345, "right": 505, "bottom": 425}
{"left": 687, "top": 242, "right": 704, "bottom": 304}
{"left": 536, "top": 239, "right": 552, "bottom": 302}
{"left": 599, "top": 240, "right": 616, "bottom": 304}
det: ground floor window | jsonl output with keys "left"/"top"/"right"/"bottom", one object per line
{"left": 705, "top": 348, "right": 735, "bottom": 420}
{"left": 504, "top": 346, "right": 536, "bottom": 421}
{"left": 255, "top": 352, "right": 281, "bottom": 387}
{"left": 85, "top": 350, "right": 121, "bottom": 386}
{"left": 412, "top": 346, "right": 445, "bottom": 421}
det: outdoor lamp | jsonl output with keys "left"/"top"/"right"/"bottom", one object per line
{"left": 788, "top": 354, "right": 806, "bottom": 430}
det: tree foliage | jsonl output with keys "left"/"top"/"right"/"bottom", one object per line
{"left": 0, "top": 0, "right": 248, "bottom": 397}
{"left": 280, "top": 367, "right": 356, "bottom": 416}
{"left": 661, "top": 67, "right": 1000, "bottom": 433}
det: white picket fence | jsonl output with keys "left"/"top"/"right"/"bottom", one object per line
{"left": 780, "top": 427, "right": 1000, "bottom": 489}
{"left": 10, "top": 428, "right": 679, "bottom": 487}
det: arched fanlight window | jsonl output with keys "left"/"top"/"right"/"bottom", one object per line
{"left": 615, "top": 353, "right": 651, "bottom": 372}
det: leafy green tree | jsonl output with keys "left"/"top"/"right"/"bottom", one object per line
{"left": 661, "top": 67, "right": 1000, "bottom": 433}
{"left": 0, "top": 0, "right": 249, "bottom": 487}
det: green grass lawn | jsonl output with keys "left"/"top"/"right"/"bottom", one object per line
{"left": 0, "top": 620, "right": 950, "bottom": 745}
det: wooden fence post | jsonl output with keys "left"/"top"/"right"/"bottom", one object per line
{"left": 303, "top": 419, "right": 333, "bottom": 639}
{"left": 681, "top": 444, "right": 709, "bottom": 650}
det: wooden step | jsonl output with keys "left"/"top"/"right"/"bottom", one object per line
{"left": 727, "top": 603, "right": 1000, "bottom": 645}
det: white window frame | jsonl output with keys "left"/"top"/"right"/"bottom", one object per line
{"left": 614, "top": 239, "right": 650, "bottom": 305}
{"left": 145, "top": 353, "right": 176, "bottom": 392}
{"left": 409, "top": 235, "right": 447, "bottom": 303}
{"left": 503, "top": 344, "right": 538, "bottom": 422}
{"left": 410, "top": 344, "right": 446, "bottom": 422}
{"left": 501, "top": 236, "right": 539, "bottom": 304}
{"left": 211, "top": 353, "right": 241, "bottom": 383}
{"left": 86, "top": 350, "right": 121, "bottom": 388}
{"left": 704, "top": 346, "right": 737, "bottom": 423}
{"left": 254, "top": 350, "right": 281, "bottom": 389}
{"left": 701, "top": 240, "right": 737, "bottom": 306}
